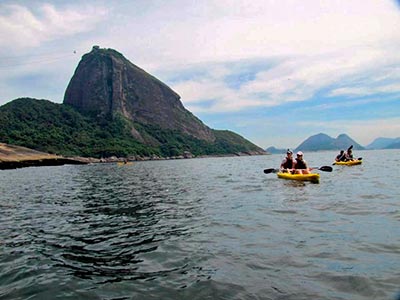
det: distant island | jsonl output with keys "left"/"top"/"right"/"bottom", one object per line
{"left": 0, "top": 46, "right": 265, "bottom": 166}
{"left": 365, "top": 137, "right": 400, "bottom": 149}
{"left": 295, "top": 133, "right": 364, "bottom": 151}
{"left": 265, "top": 146, "right": 287, "bottom": 154}
{"left": 266, "top": 133, "right": 400, "bottom": 153}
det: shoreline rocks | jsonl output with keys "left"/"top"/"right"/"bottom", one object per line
{"left": 0, "top": 143, "right": 268, "bottom": 170}
{"left": 0, "top": 143, "right": 89, "bottom": 170}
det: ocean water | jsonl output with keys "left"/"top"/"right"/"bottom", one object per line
{"left": 1, "top": 149, "right": 399, "bottom": 300}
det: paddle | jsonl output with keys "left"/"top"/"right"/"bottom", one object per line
{"left": 357, "top": 157, "right": 362, "bottom": 160}
{"left": 263, "top": 168, "right": 279, "bottom": 174}
{"left": 310, "top": 166, "right": 333, "bottom": 172}
{"left": 263, "top": 166, "right": 332, "bottom": 174}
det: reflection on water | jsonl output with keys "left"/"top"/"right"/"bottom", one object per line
{"left": 1, "top": 150, "right": 400, "bottom": 299}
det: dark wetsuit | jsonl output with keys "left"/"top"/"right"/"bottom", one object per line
{"left": 281, "top": 158, "right": 294, "bottom": 169}
{"left": 294, "top": 158, "right": 307, "bottom": 169}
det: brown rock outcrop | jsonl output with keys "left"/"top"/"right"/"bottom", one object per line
{"left": 0, "top": 143, "right": 88, "bottom": 170}
{"left": 64, "top": 46, "right": 215, "bottom": 142}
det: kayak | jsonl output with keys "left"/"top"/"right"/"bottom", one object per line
{"left": 333, "top": 160, "right": 362, "bottom": 166}
{"left": 277, "top": 172, "right": 320, "bottom": 183}
{"left": 117, "top": 161, "right": 133, "bottom": 166}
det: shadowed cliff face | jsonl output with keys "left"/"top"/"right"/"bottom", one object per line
{"left": 64, "top": 46, "right": 215, "bottom": 142}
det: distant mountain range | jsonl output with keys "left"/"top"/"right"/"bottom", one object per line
{"left": 265, "top": 146, "right": 287, "bottom": 154}
{"left": 266, "top": 133, "right": 400, "bottom": 153}
{"left": 365, "top": 137, "right": 400, "bottom": 149}
{"left": 295, "top": 133, "right": 364, "bottom": 152}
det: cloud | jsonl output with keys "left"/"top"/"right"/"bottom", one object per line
{"left": 115, "top": 0, "right": 400, "bottom": 114}
{"left": 0, "top": 3, "right": 108, "bottom": 51}
{"left": 330, "top": 83, "right": 400, "bottom": 97}
{"left": 148, "top": 1, "right": 399, "bottom": 62}
{"left": 170, "top": 44, "right": 400, "bottom": 113}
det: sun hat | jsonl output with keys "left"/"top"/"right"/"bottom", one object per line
{"left": 296, "top": 151, "right": 303, "bottom": 156}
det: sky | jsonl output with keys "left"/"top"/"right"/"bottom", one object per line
{"left": 1, "top": 0, "right": 399, "bottom": 149}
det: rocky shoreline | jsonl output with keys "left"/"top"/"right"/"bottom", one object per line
{"left": 0, "top": 143, "right": 267, "bottom": 170}
{"left": 0, "top": 143, "right": 91, "bottom": 170}
{"left": 103, "top": 150, "right": 267, "bottom": 162}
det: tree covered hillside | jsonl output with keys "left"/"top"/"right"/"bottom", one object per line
{"left": 0, "top": 98, "right": 264, "bottom": 158}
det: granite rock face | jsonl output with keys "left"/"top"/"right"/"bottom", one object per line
{"left": 0, "top": 143, "right": 88, "bottom": 169}
{"left": 64, "top": 46, "right": 215, "bottom": 142}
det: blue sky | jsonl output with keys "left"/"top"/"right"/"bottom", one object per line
{"left": 0, "top": 0, "right": 399, "bottom": 149}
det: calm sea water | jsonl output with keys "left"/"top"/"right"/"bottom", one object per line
{"left": 1, "top": 150, "right": 399, "bottom": 300}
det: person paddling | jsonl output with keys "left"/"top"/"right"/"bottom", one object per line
{"left": 335, "top": 150, "right": 346, "bottom": 162}
{"left": 345, "top": 145, "right": 354, "bottom": 161}
{"left": 280, "top": 149, "right": 294, "bottom": 173}
{"left": 293, "top": 151, "right": 311, "bottom": 174}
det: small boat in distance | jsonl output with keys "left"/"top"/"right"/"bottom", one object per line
{"left": 333, "top": 159, "right": 362, "bottom": 166}
{"left": 117, "top": 161, "right": 134, "bottom": 166}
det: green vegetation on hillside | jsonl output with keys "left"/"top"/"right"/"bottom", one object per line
{"left": 0, "top": 98, "right": 157, "bottom": 157}
{"left": 0, "top": 98, "right": 263, "bottom": 158}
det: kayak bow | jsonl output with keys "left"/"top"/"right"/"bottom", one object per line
{"left": 277, "top": 172, "right": 320, "bottom": 183}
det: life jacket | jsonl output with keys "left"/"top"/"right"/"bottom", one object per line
{"left": 295, "top": 158, "right": 307, "bottom": 169}
{"left": 282, "top": 158, "right": 294, "bottom": 169}
{"left": 336, "top": 153, "right": 346, "bottom": 161}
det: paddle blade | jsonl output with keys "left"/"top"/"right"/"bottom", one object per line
{"left": 263, "top": 168, "right": 277, "bottom": 174}
{"left": 357, "top": 157, "right": 363, "bottom": 160}
{"left": 319, "top": 166, "right": 333, "bottom": 172}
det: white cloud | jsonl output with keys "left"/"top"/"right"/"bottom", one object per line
{"left": 240, "top": 47, "right": 383, "bottom": 98}
{"left": 171, "top": 44, "right": 400, "bottom": 113}
{"left": 0, "top": 3, "right": 108, "bottom": 51}
{"left": 116, "top": 0, "right": 400, "bottom": 64}
{"left": 330, "top": 83, "right": 400, "bottom": 97}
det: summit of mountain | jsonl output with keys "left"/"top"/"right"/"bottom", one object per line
{"left": 64, "top": 46, "right": 214, "bottom": 143}
{"left": 294, "top": 133, "right": 364, "bottom": 151}
{"left": 334, "top": 133, "right": 364, "bottom": 150}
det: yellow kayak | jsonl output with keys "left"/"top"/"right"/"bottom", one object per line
{"left": 117, "top": 161, "right": 133, "bottom": 166}
{"left": 333, "top": 160, "right": 362, "bottom": 166}
{"left": 277, "top": 172, "right": 320, "bottom": 183}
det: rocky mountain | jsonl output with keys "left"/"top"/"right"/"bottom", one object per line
{"left": 265, "top": 146, "right": 286, "bottom": 154}
{"left": 366, "top": 137, "right": 400, "bottom": 149}
{"left": 0, "top": 142, "right": 88, "bottom": 170}
{"left": 64, "top": 46, "right": 214, "bottom": 144}
{"left": 295, "top": 133, "right": 364, "bottom": 151}
{"left": 386, "top": 141, "right": 400, "bottom": 149}
{"left": 334, "top": 133, "right": 364, "bottom": 150}
{"left": 0, "top": 46, "right": 265, "bottom": 158}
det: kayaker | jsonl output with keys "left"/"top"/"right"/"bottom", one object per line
{"left": 335, "top": 150, "right": 346, "bottom": 162}
{"left": 280, "top": 149, "right": 294, "bottom": 173}
{"left": 345, "top": 145, "right": 354, "bottom": 161}
{"left": 293, "top": 151, "right": 311, "bottom": 174}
